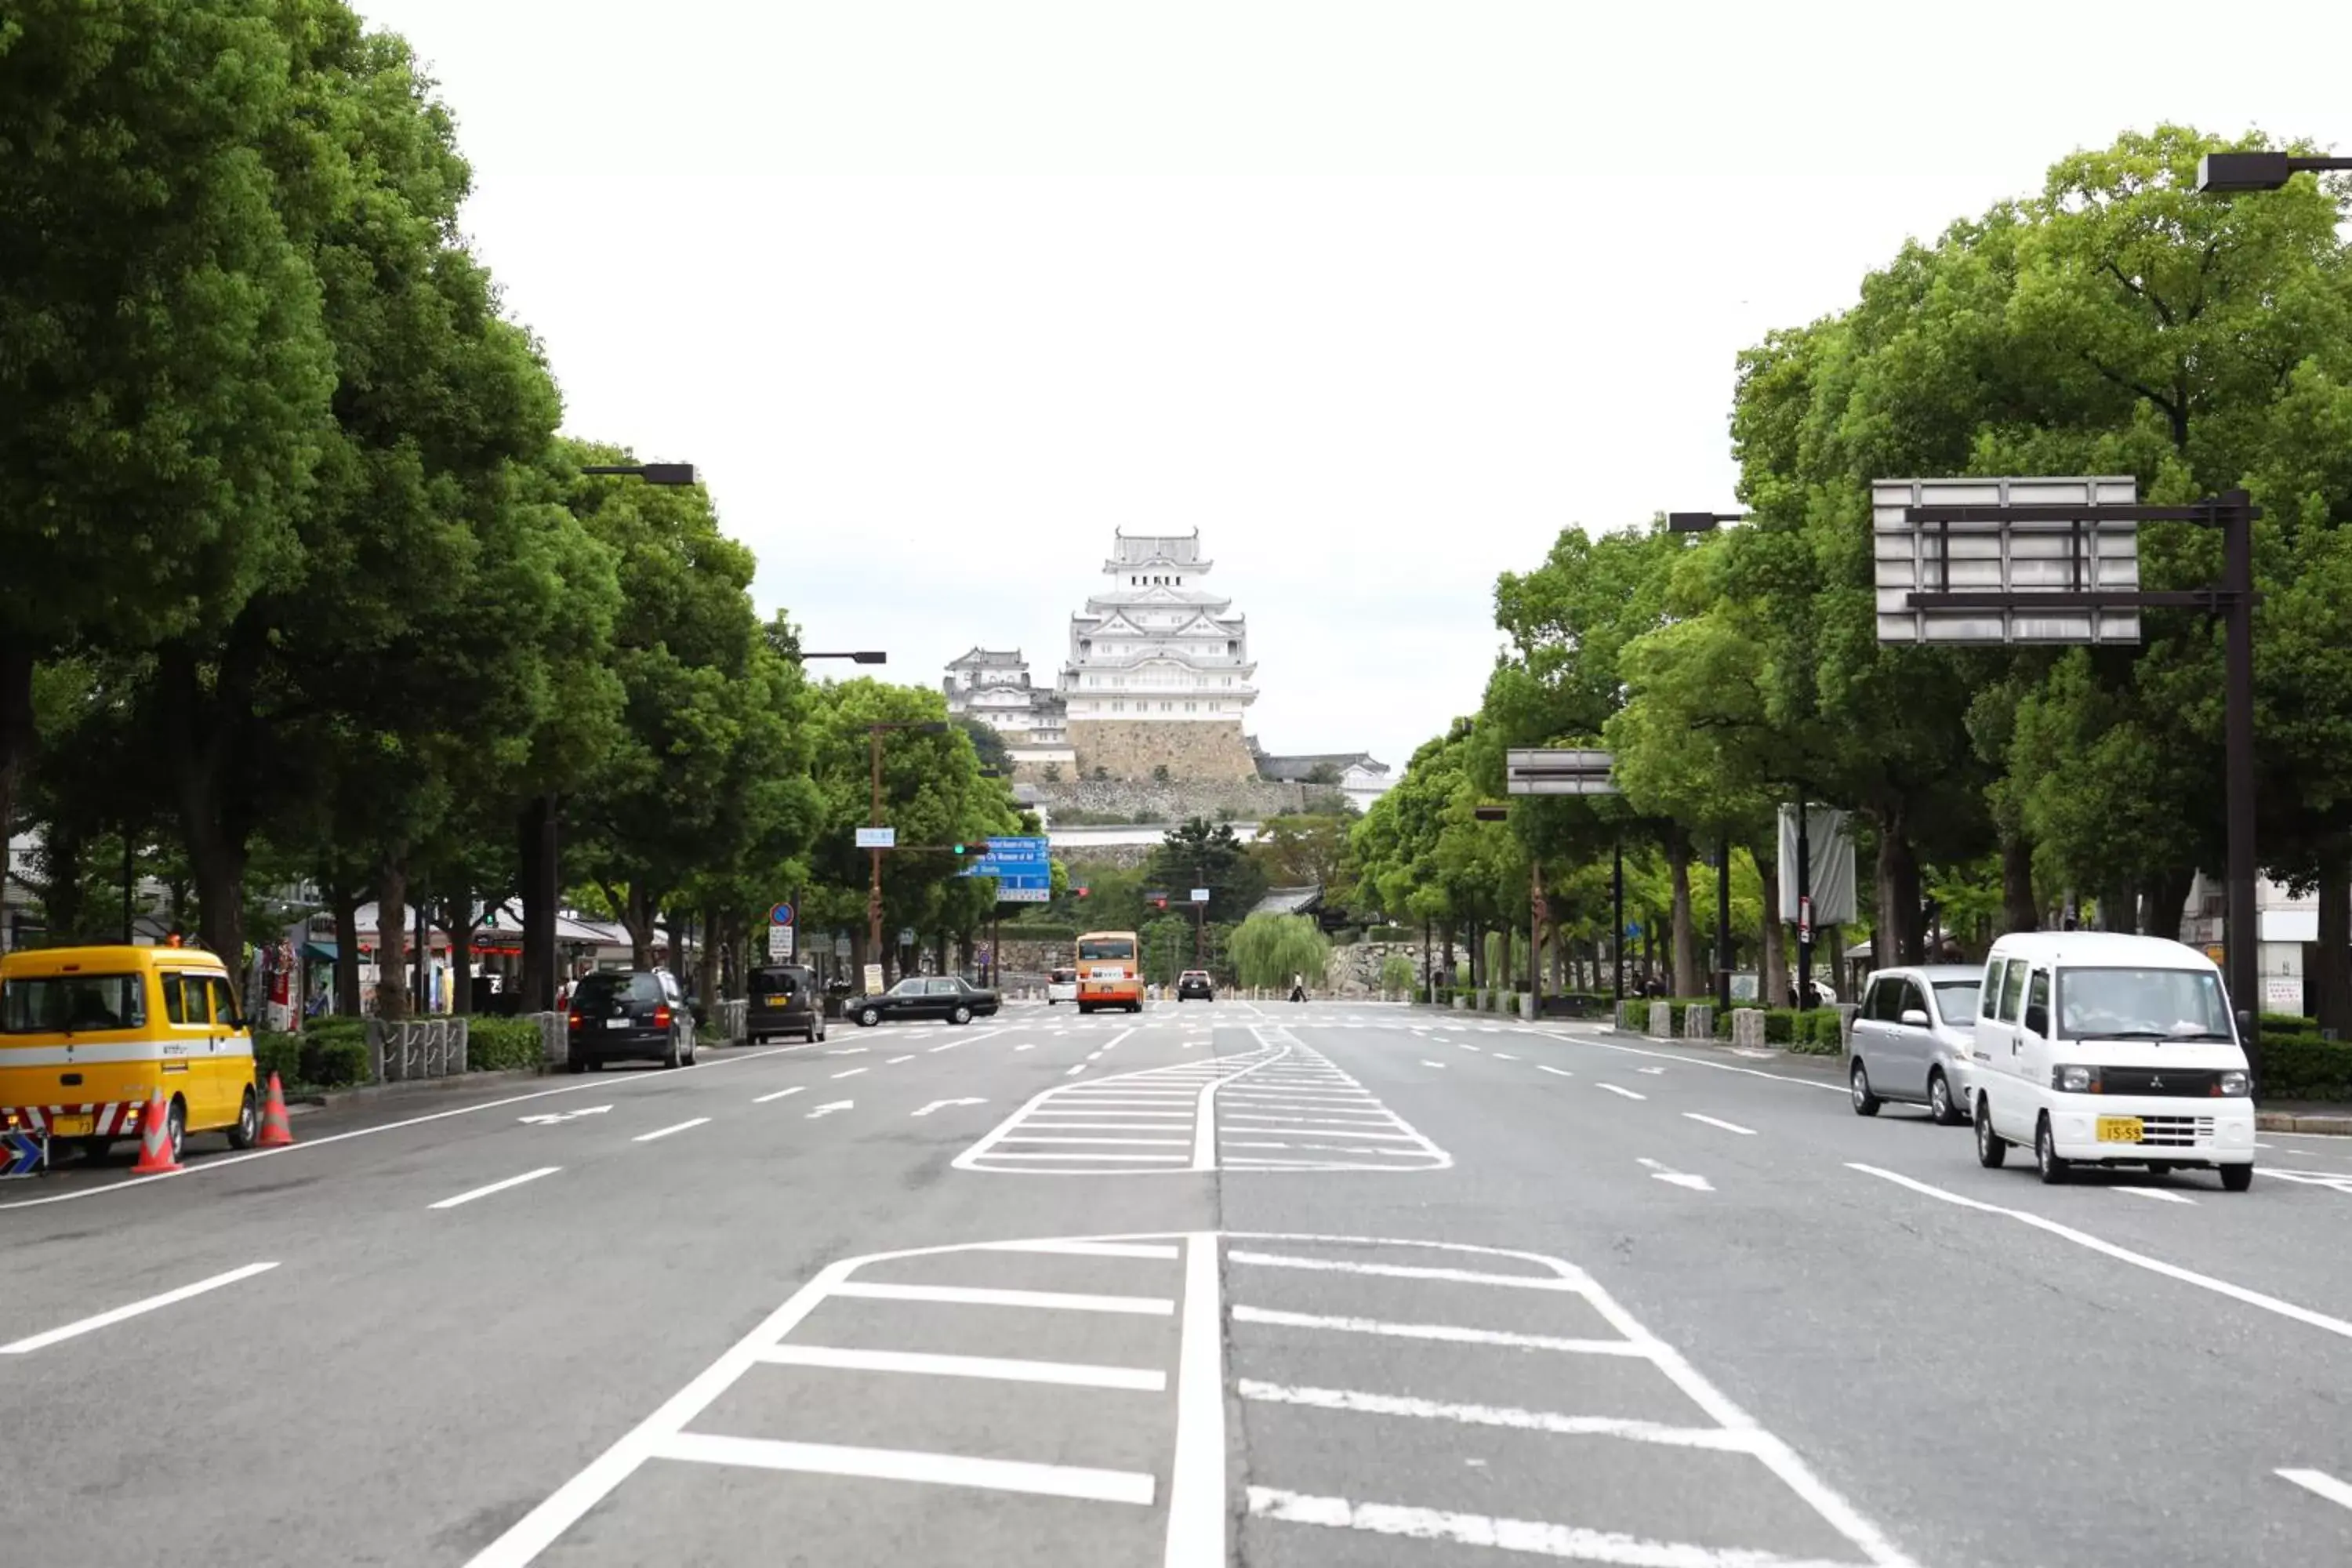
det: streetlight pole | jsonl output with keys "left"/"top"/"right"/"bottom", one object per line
{"left": 861, "top": 719, "right": 948, "bottom": 981}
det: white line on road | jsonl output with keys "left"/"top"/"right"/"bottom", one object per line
{"left": 430, "top": 1167, "right": 562, "bottom": 1210}
{"left": 1638, "top": 1157, "right": 1713, "bottom": 1192}
{"left": 1165, "top": 1232, "right": 1226, "bottom": 1567}
{"left": 911, "top": 1098, "right": 986, "bottom": 1116}
{"left": 633, "top": 1118, "right": 710, "bottom": 1143}
{"left": 886, "top": 1054, "right": 914, "bottom": 1065}
{"left": 1493, "top": 1053, "right": 1519, "bottom": 1061}
{"left": 2113, "top": 1185, "right": 2197, "bottom": 1204}
{"left": 1237, "top": 1381, "right": 1757, "bottom": 1451}
{"left": 1014, "top": 1043, "right": 1036, "bottom": 1051}
{"left": 1245, "top": 1488, "right": 1838, "bottom": 1567}
{"left": 1065, "top": 1064, "right": 1087, "bottom": 1076}
{"left": 829, "top": 1280, "right": 1174, "bottom": 1314}
{"left": 1682, "top": 1113, "right": 1756, "bottom": 1136}
{"left": 806, "top": 1101, "right": 852, "bottom": 1119}
{"left": 1, "top": 1262, "right": 280, "bottom": 1354}
{"left": 1420, "top": 1060, "right": 1447, "bottom": 1069}
{"left": 978, "top": 1239, "right": 1181, "bottom": 1260}
{"left": 758, "top": 1344, "right": 1165, "bottom": 1391}
{"left": 832, "top": 1067, "right": 868, "bottom": 1080}
{"left": 1537, "top": 1065, "right": 1574, "bottom": 1077}
{"left": 1598, "top": 1083, "right": 1646, "bottom": 1100}
{"left": 1531, "top": 1027, "right": 1848, "bottom": 1094}
{"left": 826, "top": 1047, "right": 866, "bottom": 1056}
{"left": 1229, "top": 1250, "right": 1573, "bottom": 1291}
{"left": 2277, "top": 1468, "right": 2352, "bottom": 1513}
{"left": 659, "top": 1433, "right": 1155, "bottom": 1504}
{"left": 1849, "top": 1163, "right": 2352, "bottom": 1343}
{"left": 753, "top": 1086, "right": 806, "bottom": 1104}
{"left": 1230, "top": 1305, "right": 1652, "bottom": 1356}
{"left": 1456, "top": 1043, "right": 1480, "bottom": 1052}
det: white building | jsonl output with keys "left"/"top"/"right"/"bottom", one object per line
{"left": 1253, "top": 749, "right": 1393, "bottom": 813}
{"left": 943, "top": 648, "right": 1073, "bottom": 771}
{"left": 1060, "top": 531, "right": 1258, "bottom": 725}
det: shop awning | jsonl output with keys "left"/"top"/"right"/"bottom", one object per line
{"left": 304, "top": 941, "right": 338, "bottom": 961}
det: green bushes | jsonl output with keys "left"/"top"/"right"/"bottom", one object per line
{"left": 302, "top": 1032, "right": 372, "bottom": 1089}
{"left": 256, "top": 1032, "right": 303, "bottom": 1089}
{"left": 1377, "top": 955, "right": 1416, "bottom": 995}
{"left": 1755, "top": 1007, "right": 1844, "bottom": 1053}
{"left": 467, "top": 1018, "right": 545, "bottom": 1073}
{"left": 2259, "top": 1027, "right": 2352, "bottom": 1102}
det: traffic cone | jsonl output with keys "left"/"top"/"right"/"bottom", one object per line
{"left": 256, "top": 1073, "right": 295, "bottom": 1148}
{"left": 129, "top": 1091, "right": 182, "bottom": 1174}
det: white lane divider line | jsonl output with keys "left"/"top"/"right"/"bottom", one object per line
{"left": 1637, "top": 1157, "right": 1712, "bottom": 1192}
{"left": 1493, "top": 1053, "right": 1519, "bottom": 1062}
{"left": 1598, "top": 1083, "right": 1646, "bottom": 1101}
{"left": 758, "top": 1344, "right": 1166, "bottom": 1391}
{"left": 1456, "top": 1043, "right": 1481, "bottom": 1052}
{"left": 832, "top": 1067, "right": 868, "bottom": 1080}
{"left": 754, "top": 1086, "right": 807, "bottom": 1104}
{"left": 0, "top": 1261, "right": 280, "bottom": 1355}
{"left": 633, "top": 1118, "right": 711, "bottom": 1143}
{"left": 826, "top": 1047, "right": 867, "bottom": 1056}
{"left": 1165, "top": 1232, "right": 1226, "bottom": 1566}
{"left": 1420, "top": 1060, "right": 1447, "bottom": 1069}
{"left": 1682, "top": 1112, "right": 1757, "bottom": 1136}
{"left": 886, "top": 1055, "right": 914, "bottom": 1065}
{"left": 659, "top": 1434, "right": 1154, "bottom": 1504}
{"left": 1231, "top": 1305, "right": 1653, "bottom": 1356}
{"left": 430, "top": 1167, "right": 563, "bottom": 1210}
{"left": 1015, "top": 1043, "right": 1036, "bottom": 1051}
{"left": 2278, "top": 1468, "right": 2352, "bottom": 1514}
{"left": 1537, "top": 1065, "right": 1574, "bottom": 1077}
{"left": 805, "top": 1100, "right": 853, "bottom": 1119}
{"left": 1249, "top": 1488, "right": 1771, "bottom": 1563}
{"left": 1065, "top": 1064, "right": 1088, "bottom": 1076}
{"left": 829, "top": 1280, "right": 1174, "bottom": 1314}
{"left": 1849, "top": 1163, "right": 2352, "bottom": 1343}
{"left": 2114, "top": 1185, "right": 2197, "bottom": 1205}
{"left": 1238, "top": 1382, "right": 1758, "bottom": 1452}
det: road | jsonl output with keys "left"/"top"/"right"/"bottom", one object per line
{"left": 5, "top": 999, "right": 2351, "bottom": 1566}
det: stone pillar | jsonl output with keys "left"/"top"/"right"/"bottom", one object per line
{"left": 1682, "top": 1004, "right": 1715, "bottom": 1040}
{"left": 1731, "top": 1008, "right": 1766, "bottom": 1048}
{"left": 1646, "top": 1002, "right": 1671, "bottom": 1038}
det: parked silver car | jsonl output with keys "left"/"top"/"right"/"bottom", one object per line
{"left": 1846, "top": 964, "right": 1984, "bottom": 1125}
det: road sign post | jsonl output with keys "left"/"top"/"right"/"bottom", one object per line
{"left": 2, "top": 1129, "right": 47, "bottom": 1179}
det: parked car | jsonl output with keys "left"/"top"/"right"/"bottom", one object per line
{"left": 1046, "top": 967, "right": 1079, "bottom": 1005}
{"left": 1846, "top": 964, "right": 1983, "bottom": 1125}
{"left": 1176, "top": 970, "right": 1214, "bottom": 1001}
{"left": 746, "top": 964, "right": 826, "bottom": 1044}
{"left": 566, "top": 970, "right": 696, "bottom": 1070}
{"left": 851, "top": 975, "right": 1001, "bottom": 1028}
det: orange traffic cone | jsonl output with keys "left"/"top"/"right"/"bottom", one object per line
{"left": 129, "top": 1091, "right": 182, "bottom": 1174}
{"left": 256, "top": 1073, "right": 295, "bottom": 1148}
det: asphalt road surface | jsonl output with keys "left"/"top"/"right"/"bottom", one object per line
{"left": 6, "top": 1000, "right": 2352, "bottom": 1566}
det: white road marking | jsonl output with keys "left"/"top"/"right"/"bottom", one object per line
{"left": 1637, "top": 1066, "right": 1667, "bottom": 1076}
{"left": 1165, "top": 1233, "right": 1226, "bottom": 1566}
{"left": 1065, "top": 1064, "right": 1088, "bottom": 1076}
{"left": 829, "top": 1280, "right": 1174, "bottom": 1314}
{"left": 1420, "top": 1060, "right": 1447, "bottom": 1069}
{"left": 1000, "top": 1136, "right": 1192, "bottom": 1145}
{"left": 1246, "top": 1488, "right": 1853, "bottom": 1567}
{"left": 633, "top": 1118, "right": 710, "bottom": 1142}
{"left": 1457, "top": 1043, "right": 1481, "bottom": 1052}
{"left": 1229, "top": 1250, "right": 1574, "bottom": 1291}
{"left": 2277, "top": 1468, "right": 2352, "bottom": 1513}
{"left": 805, "top": 1101, "right": 854, "bottom": 1119}
{"left": 1849, "top": 1163, "right": 2352, "bottom": 1343}
{"left": 1238, "top": 1382, "right": 1757, "bottom": 1451}
{"left": 429, "top": 1167, "right": 563, "bottom": 1210}
{"left": 978, "top": 1239, "right": 1180, "bottom": 1260}
{"left": 826, "top": 1047, "right": 867, "bottom": 1056}
{"left": 912, "top": 1098, "right": 987, "bottom": 1116}
{"left": 1493, "top": 1053, "right": 1519, "bottom": 1061}
{"left": 758, "top": 1344, "right": 1165, "bottom": 1391}
{"left": 753, "top": 1086, "right": 807, "bottom": 1104}
{"left": 1683, "top": 1113, "right": 1757, "bottom": 1136}
{"left": 886, "top": 1054, "right": 914, "bottom": 1065}
{"left": 1537, "top": 1065, "right": 1574, "bottom": 1077}
{"left": 982, "top": 1151, "right": 1189, "bottom": 1163}
{"left": 659, "top": 1433, "right": 1154, "bottom": 1504}
{"left": 1532, "top": 1027, "right": 1848, "bottom": 1094}
{"left": 2114, "top": 1185, "right": 2197, "bottom": 1205}
{"left": 1014, "top": 1043, "right": 1036, "bottom": 1051}
{"left": 1598, "top": 1083, "right": 1646, "bottom": 1101}
{"left": 1638, "top": 1157, "right": 1713, "bottom": 1192}
{"left": 0, "top": 1261, "right": 281, "bottom": 1355}
{"left": 1231, "top": 1305, "right": 1653, "bottom": 1356}
{"left": 832, "top": 1067, "right": 868, "bottom": 1080}
{"left": 517, "top": 1105, "right": 611, "bottom": 1126}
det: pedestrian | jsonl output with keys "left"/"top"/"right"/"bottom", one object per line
{"left": 1290, "top": 971, "right": 1307, "bottom": 1004}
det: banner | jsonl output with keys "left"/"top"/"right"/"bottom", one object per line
{"left": 1777, "top": 804, "right": 1858, "bottom": 926}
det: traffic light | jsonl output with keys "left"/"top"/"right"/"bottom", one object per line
{"left": 1075, "top": 885, "right": 1091, "bottom": 898}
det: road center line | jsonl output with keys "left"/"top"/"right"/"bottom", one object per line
{"left": 886, "top": 1055, "right": 914, "bottom": 1065}
{"left": 633, "top": 1118, "right": 711, "bottom": 1143}
{"left": 1165, "top": 1232, "right": 1227, "bottom": 1566}
{"left": 1, "top": 1262, "right": 280, "bottom": 1354}
{"left": 832, "top": 1067, "right": 868, "bottom": 1079}
{"left": 753, "top": 1086, "right": 807, "bottom": 1104}
{"left": 1598, "top": 1083, "right": 1646, "bottom": 1101}
{"left": 1682, "top": 1113, "right": 1756, "bottom": 1136}
{"left": 1537, "top": 1065, "right": 1574, "bottom": 1077}
{"left": 429, "top": 1167, "right": 562, "bottom": 1210}
{"left": 1849, "top": 1163, "right": 2352, "bottom": 1342}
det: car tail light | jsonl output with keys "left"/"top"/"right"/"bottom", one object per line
{"left": 654, "top": 1005, "right": 672, "bottom": 1029}
{"left": 567, "top": 1011, "right": 583, "bottom": 1032}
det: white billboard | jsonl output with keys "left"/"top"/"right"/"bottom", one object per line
{"left": 1872, "top": 476, "right": 2141, "bottom": 644}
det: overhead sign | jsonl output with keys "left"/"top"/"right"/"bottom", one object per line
{"left": 1871, "top": 476, "right": 2142, "bottom": 645}
{"left": 1505, "top": 748, "right": 1619, "bottom": 797}
{"left": 1, "top": 1129, "right": 45, "bottom": 1179}
{"left": 958, "top": 834, "right": 1052, "bottom": 903}
{"left": 768, "top": 901, "right": 794, "bottom": 926}
{"left": 898, "top": 927, "right": 916, "bottom": 946}
{"left": 855, "top": 826, "right": 896, "bottom": 850}
{"left": 1190, "top": 887, "right": 1210, "bottom": 904}
{"left": 768, "top": 924, "right": 795, "bottom": 960}
{"left": 833, "top": 934, "right": 851, "bottom": 958}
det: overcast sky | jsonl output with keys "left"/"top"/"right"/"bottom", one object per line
{"left": 358, "top": 0, "right": 2347, "bottom": 773}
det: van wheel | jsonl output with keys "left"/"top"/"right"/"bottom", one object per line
{"left": 226, "top": 1087, "right": 260, "bottom": 1150}
{"left": 165, "top": 1097, "right": 187, "bottom": 1163}
{"left": 1975, "top": 1098, "right": 2007, "bottom": 1168}
{"left": 2220, "top": 1163, "right": 2255, "bottom": 1192}
{"left": 2034, "top": 1115, "right": 2069, "bottom": 1185}
{"left": 1849, "top": 1060, "right": 1881, "bottom": 1116}
{"left": 1928, "top": 1070, "right": 1962, "bottom": 1127}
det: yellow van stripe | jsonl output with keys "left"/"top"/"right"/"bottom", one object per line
{"left": 1, "top": 1036, "right": 256, "bottom": 1068}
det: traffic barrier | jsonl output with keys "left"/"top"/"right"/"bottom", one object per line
{"left": 130, "top": 1091, "right": 182, "bottom": 1174}
{"left": 256, "top": 1073, "right": 296, "bottom": 1147}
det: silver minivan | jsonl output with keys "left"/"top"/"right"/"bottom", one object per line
{"left": 1847, "top": 964, "right": 1984, "bottom": 1126}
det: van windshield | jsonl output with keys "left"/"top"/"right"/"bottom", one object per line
{"left": 1931, "top": 982, "right": 1980, "bottom": 1022}
{"left": 2057, "top": 967, "right": 2232, "bottom": 1040}
{"left": 2, "top": 975, "right": 148, "bottom": 1033}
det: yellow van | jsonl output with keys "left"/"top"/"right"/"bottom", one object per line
{"left": 0, "top": 945, "right": 262, "bottom": 1163}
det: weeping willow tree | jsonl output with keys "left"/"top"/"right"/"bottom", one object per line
{"left": 1229, "top": 913, "right": 1330, "bottom": 990}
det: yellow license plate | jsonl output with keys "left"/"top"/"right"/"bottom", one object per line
{"left": 763, "top": 996, "right": 785, "bottom": 1006}
{"left": 2096, "top": 1116, "right": 2143, "bottom": 1144}
{"left": 51, "top": 1115, "right": 94, "bottom": 1138}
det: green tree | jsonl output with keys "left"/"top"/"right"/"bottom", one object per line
{"left": 1147, "top": 818, "right": 1267, "bottom": 925}
{"left": 1228, "top": 913, "right": 1330, "bottom": 992}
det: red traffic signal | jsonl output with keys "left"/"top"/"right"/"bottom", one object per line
{"left": 1074, "top": 885, "right": 1091, "bottom": 898}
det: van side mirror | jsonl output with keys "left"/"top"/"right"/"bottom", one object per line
{"left": 1900, "top": 1008, "right": 1929, "bottom": 1028}
{"left": 2236, "top": 1008, "right": 2252, "bottom": 1035}
{"left": 2024, "top": 1004, "right": 2049, "bottom": 1037}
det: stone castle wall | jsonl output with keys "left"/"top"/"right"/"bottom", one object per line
{"left": 1064, "top": 718, "right": 1258, "bottom": 783}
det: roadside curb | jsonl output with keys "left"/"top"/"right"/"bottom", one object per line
{"left": 2258, "top": 1112, "right": 2352, "bottom": 1135}
{"left": 292, "top": 1068, "right": 546, "bottom": 1112}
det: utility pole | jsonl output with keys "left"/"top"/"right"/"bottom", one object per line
{"left": 1795, "top": 796, "right": 1813, "bottom": 1009}
{"left": 1611, "top": 833, "right": 1625, "bottom": 1004}
{"left": 1715, "top": 831, "right": 1733, "bottom": 1014}
{"left": 867, "top": 726, "right": 885, "bottom": 964}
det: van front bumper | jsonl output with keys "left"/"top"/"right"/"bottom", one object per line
{"left": 2049, "top": 1097, "right": 2256, "bottom": 1164}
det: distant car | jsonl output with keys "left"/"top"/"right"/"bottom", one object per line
{"left": 567, "top": 970, "right": 696, "bottom": 1070}
{"left": 1046, "top": 967, "right": 1079, "bottom": 1005}
{"left": 746, "top": 964, "right": 826, "bottom": 1044}
{"left": 852, "top": 975, "right": 1001, "bottom": 1028}
{"left": 1846, "top": 964, "right": 1983, "bottom": 1126}
{"left": 1176, "top": 970, "right": 1214, "bottom": 1001}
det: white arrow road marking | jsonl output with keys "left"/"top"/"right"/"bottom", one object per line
{"left": 806, "top": 1101, "right": 854, "bottom": 1119}
{"left": 913, "top": 1098, "right": 987, "bottom": 1117}
{"left": 1638, "top": 1157, "right": 1713, "bottom": 1192}
{"left": 1598, "top": 1083, "right": 1646, "bottom": 1100}
{"left": 517, "top": 1105, "right": 612, "bottom": 1126}
{"left": 753, "top": 1086, "right": 807, "bottom": 1104}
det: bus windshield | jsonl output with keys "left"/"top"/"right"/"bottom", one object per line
{"left": 1077, "top": 936, "right": 1136, "bottom": 962}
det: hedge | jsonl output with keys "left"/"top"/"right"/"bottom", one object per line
{"left": 2259, "top": 1030, "right": 2352, "bottom": 1102}
{"left": 467, "top": 1017, "right": 545, "bottom": 1073}
{"left": 256, "top": 1032, "right": 303, "bottom": 1089}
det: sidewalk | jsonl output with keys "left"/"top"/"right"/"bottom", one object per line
{"left": 2256, "top": 1102, "right": 2352, "bottom": 1136}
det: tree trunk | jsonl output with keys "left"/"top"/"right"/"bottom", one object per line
{"left": 849, "top": 927, "right": 868, "bottom": 988}
{"left": 333, "top": 894, "right": 361, "bottom": 1017}
{"left": 2000, "top": 831, "right": 2038, "bottom": 935}
{"left": 157, "top": 641, "right": 258, "bottom": 963}
{"left": 1441, "top": 922, "right": 1457, "bottom": 985}
{"left": 2140, "top": 869, "right": 2194, "bottom": 944}
{"left": 698, "top": 902, "right": 723, "bottom": 1007}
{"left": 0, "top": 644, "right": 35, "bottom": 916}
{"left": 1667, "top": 831, "right": 1699, "bottom": 1000}
{"left": 2313, "top": 852, "right": 2350, "bottom": 1036}
{"left": 517, "top": 800, "right": 551, "bottom": 1011}
{"left": 621, "top": 884, "right": 659, "bottom": 972}
{"left": 2096, "top": 883, "right": 2136, "bottom": 934}
{"left": 412, "top": 894, "right": 430, "bottom": 1015}
{"left": 376, "top": 860, "right": 410, "bottom": 1019}
{"left": 1874, "top": 813, "right": 1926, "bottom": 967}
{"left": 1756, "top": 844, "right": 1788, "bottom": 1007}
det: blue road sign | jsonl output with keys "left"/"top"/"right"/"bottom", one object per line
{"left": 768, "top": 901, "right": 794, "bottom": 926}
{"left": 960, "top": 835, "right": 1052, "bottom": 903}
{"left": 1, "top": 1130, "right": 46, "bottom": 1179}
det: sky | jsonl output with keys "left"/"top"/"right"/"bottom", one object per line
{"left": 356, "top": 0, "right": 2351, "bottom": 774}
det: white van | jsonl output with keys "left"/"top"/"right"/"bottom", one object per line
{"left": 1969, "top": 931, "right": 2255, "bottom": 1190}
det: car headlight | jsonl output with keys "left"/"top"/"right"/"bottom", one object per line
{"left": 2052, "top": 1064, "right": 2101, "bottom": 1094}
{"left": 2217, "top": 1069, "right": 2250, "bottom": 1098}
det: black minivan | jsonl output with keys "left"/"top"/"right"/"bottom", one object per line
{"left": 567, "top": 970, "right": 697, "bottom": 1070}
{"left": 747, "top": 964, "right": 826, "bottom": 1044}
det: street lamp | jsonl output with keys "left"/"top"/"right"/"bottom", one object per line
{"left": 2196, "top": 151, "right": 2352, "bottom": 193}
{"left": 799, "top": 652, "right": 888, "bottom": 664}
{"left": 579, "top": 462, "right": 700, "bottom": 485}
{"left": 1668, "top": 511, "right": 1748, "bottom": 533}
{"left": 864, "top": 720, "right": 949, "bottom": 971}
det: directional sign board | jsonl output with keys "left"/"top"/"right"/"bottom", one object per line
{"left": 855, "top": 826, "right": 896, "bottom": 850}
{"left": 1, "top": 1129, "right": 46, "bottom": 1179}
{"left": 1506, "top": 748, "right": 1619, "bottom": 796}
{"left": 957, "top": 834, "right": 1052, "bottom": 903}
{"left": 1872, "top": 476, "right": 2141, "bottom": 644}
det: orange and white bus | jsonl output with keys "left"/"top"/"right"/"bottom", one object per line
{"left": 1073, "top": 930, "right": 1143, "bottom": 1014}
